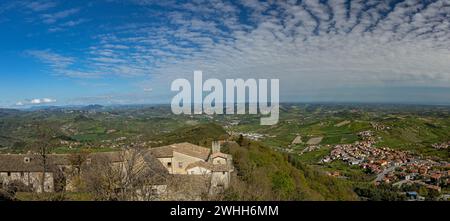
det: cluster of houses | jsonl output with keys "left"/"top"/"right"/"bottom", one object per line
{"left": 432, "top": 141, "right": 449, "bottom": 150}
{"left": 299, "top": 145, "right": 321, "bottom": 155}
{"left": 357, "top": 130, "right": 377, "bottom": 142}
{"left": 321, "top": 140, "right": 409, "bottom": 171}
{"left": 0, "top": 141, "right": 234, "bottom": 199}
{"left": 322, "top": 136, "right": 449, "bottom": 195}
{"left": 370, "top": 122, "right": 389, "bottom": 131}
{"left": 229, "top": 131, "right": 265, "bottom": 141}
{"left": 390, "top": 159, "right": 450, "bottom": 193}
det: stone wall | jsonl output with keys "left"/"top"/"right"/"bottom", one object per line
{"left": 0, "top": 171, "right": 54, "bottom": 193}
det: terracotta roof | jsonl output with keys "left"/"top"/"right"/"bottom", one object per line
{"left": 148, "top": 142, "right": 211, "bottom": 161}
{"left": 139, "top": 151, "right": 170, "bottom": 185}
{"left": 147, "top": 146, "right": 174, "bottom": 158}
{"left": 172, "top": 142, "right": 210, "bottom": 160}
{"left": 0, "top": 151, "right": 142, "bottom": 172}
{"left": 185, "top": 161, "right": 232, "bottom": 172}
{"left": 141, "top": 151, "right": 169, "bottom": 175}
{"left": 0, "top": 154, "right": 68, "bottom": 172}
{"left": 87, "top": 151, "right": 124, "bottom": 163}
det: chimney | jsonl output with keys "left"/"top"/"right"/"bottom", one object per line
{"left": 212, "top": 141, "right": 221, "bottom": 153}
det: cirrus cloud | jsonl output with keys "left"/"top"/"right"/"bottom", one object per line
{"left": 18, "top": 0, "right": 450, "bottom": 104}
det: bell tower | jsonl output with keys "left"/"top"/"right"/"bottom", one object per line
{"left": 212, "top": 141, "right": 221, "bottom": 153}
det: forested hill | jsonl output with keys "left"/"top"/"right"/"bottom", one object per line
{"left": 157, "top": 123, "right": 229, "bottom": 147}
{"left": 221, "top": 138, "right": 358, "bottom": 201}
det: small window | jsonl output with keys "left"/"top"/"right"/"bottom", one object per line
{"left": 7, "top": 172, "right": 11, "bottom": 177}
{"left": 24, "top": 157, "right": 31, "bottom": 163}
{"left": 178, "top": 162, "right": 183, "bottom": 168}
{"left": 20, "top": 172, "right": 24, "bottom": 177}
{"left": 167, "top": 162, "right": 172, "bottom": 167}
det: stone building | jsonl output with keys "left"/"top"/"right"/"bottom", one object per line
{"left": 0, "top": 151, "right": 168, "bottom": 195}
{"left": 0, "top": 154, "right": 67, "bottom": 193}
{"left": 148, "top": 141, "right": 234, "bottom": 193}
{"left": 0, "top": 141, "right": 234, "bottom": 198}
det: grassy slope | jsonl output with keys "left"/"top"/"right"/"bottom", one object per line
{"left": 224, "top": 140, "right": 358, "bottom": 201}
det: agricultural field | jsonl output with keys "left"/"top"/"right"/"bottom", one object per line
{"left": 1, "top": 103, "right": 449, "bottom": 201}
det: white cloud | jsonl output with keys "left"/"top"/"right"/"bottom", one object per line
{"left": 108, "top": 0, "right": 448, "bottom": 103}
{"left": 24, "top": 0, "right": 450, "bottom": 103}
{"left": 32, "top": 98, "right": 56, "bottom": 104}
{"left": 26, "top": 49, "right": 73, "bottom": 69}
{"left": 15, "top": 98, "right": 57, "bottom": 106}
{"left": 41, "top": 8, "right": 80, "bottom": 24}
{"left": 1, "top": 1, "right": 56, "bottom": 14}
{"left": 30, "top": 98, "right": 56, "bottom": 104}
{"left": 26, "top": 1, "right": 57, "bottom": 12}
{"left": 26, "top": 50, "right": 102, "bottom": 78}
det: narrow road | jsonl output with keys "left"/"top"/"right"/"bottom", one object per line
{"left": 374, "top": 164, "right": 402, "bottom": 182}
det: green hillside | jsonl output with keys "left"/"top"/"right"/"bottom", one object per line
{"left": 222, "top": 140, "right": 358, "bottom": 201}
{"left": 157, "top": 123, "right": 229, "bottom": 147}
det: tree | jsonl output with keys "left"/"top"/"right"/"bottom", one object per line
{"left": 80, "top": 147, "right": 170, "bottom": 201}
{"left": 0, "top": 189, "right": 15, "bottom": 201}
{"left": 67, "top": 150, "right": 90, "bottom": 176}
{"left": 237, "top": 134, "right": 244, "bottom": 146}
{"left": 80, "top": 153, "right": 123, "bottom": 200}
{"left": 28, "top": 122, "right": 60, "bottom": 193}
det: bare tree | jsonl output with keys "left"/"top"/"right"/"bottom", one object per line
{"left": 28, "top": 122, "right": 59, "bottom": 193}
{"left": 81, "top": 154, "right": 122, "bottom": 200}
{"left": 119, "top": 147, "right": 172, "bottom": 201}
{"left": 67, "top": 150, "right": 90, "bottom": 176}
{"left": 80, "top": 147, "right": 170, "bottom": 201}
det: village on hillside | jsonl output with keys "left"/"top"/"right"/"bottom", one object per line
{"left": 321, "top": 131, "right": 450, "bottom": 201}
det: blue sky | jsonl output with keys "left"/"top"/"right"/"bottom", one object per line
{"left": 1, "top": 0, "right": 450, "bottom": 107}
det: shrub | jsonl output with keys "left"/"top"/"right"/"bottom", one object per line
{"left": 6, "top": 180, "right": 32, "bottom": 193}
